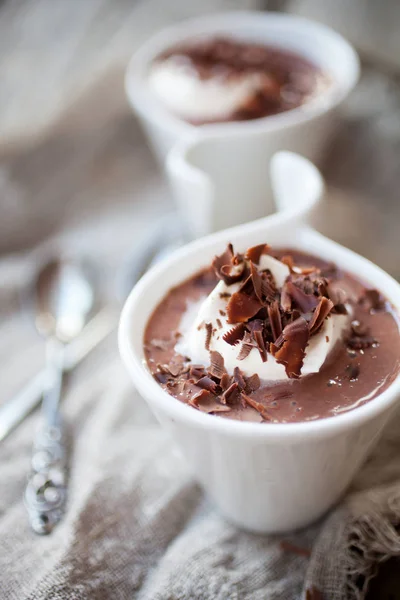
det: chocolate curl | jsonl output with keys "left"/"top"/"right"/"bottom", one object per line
{"left": 245, "top": 244, "right": 270, "bottom": 264}
{"left": 271, "top": 317, "right": 309, "bottom": 379}
{"left": 196, "top": 376, "right": 218, "bottom": 393}
{"left": 247, "top": 319, "right": 267, "bottom": 362}
{"left": 241, "top": 393, "right": 271, "bottom": 420}
{"left": 226, "top": 291, "right": 262, "bottom": 324}
{"left": 285, "top": 281, "right": 320, "bottom": 313}
{"left": 245, "top": 373, "right": 261, "bottom": 392}
{"left": 208, "top": 350, "right": 226, "bottom": 379}
{"left": 221, "top": 382, "right": 239, "bottom": 405}
{"left": 280, "top": 282, "right": 292, "bottom": 312}
{"left": 233, "top": 366, "right": 247, "bottom": 390}
{"left": 220, "top": 372, "right": 231, "bottom": 391}
{"left": 212, "top": 244, "right": 234, "bottom": 281}
{"left": 260, "top": 272, "right": 277, "bottom": 302}
{"left": 237, "top": 331, "right": 256, "bottom": 360}
{"left": 309, "top": 297, "right": 334, "bottom": 335}
{"left": 212, "top": 244, "right": 247, "bottom": 285}
{"left": 189, "top": 389, "right": 231, "bottom": 413}
{"left": 222, "top": 323, "right": 246, "bottom": 346}
{"left": 267, "top": 300, "right": 283, "bottom": 341}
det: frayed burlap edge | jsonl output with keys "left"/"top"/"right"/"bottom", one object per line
{"left": 303, "top": 481, "right": 400, "bottom": 600}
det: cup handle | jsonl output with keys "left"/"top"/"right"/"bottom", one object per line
{"left": 269, "top": 151, "right": 324, "bottom": 225}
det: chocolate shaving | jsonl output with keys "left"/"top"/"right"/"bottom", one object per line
{"left": 308, "top": 297, "right": 334, "bottom": 335}
{"left": 241, "top": 393, "right": 271, "bottom": 420}
{"left": 226, "top": 291, "right": 262, "bottom": 323}
{"left": 250, "top": 261, "right": 263, "bottom": 302}
{"left": 221, "top": 382, "right": 239, "bottom": 405}
{"left": 212, "top": 244, "right": 234, "bottom": 282}
{"left": 247, "top": 319, "right": 267, "bottom": 362}
{"left": 237, "top": 331, "right": 256, "bottom": 360}
{"left": 154, "top": 372, "right": 171, "bottom": 384}
{"left": 260, "top": 272, "right": 277, "bottom": 302}
{"left": 233, "top": 366, "right": 247, "bottom": 391}
{"left": 196, "top": 376, "right": 218, "bottom": 393}
{"left": 285, "top": 280, "right": 320, "bottom": 313}
{"left": 268, "top": 300, "right": 283, "bottom": 341}
{"left": 222, "top": 323, "right": 246, "bottom": 346}
{"left": 245, "top": 373, "right": 261, "bottom": 392}
{"left": 189, "top": 364, "right": 206, "bottom": 380}
{"left": 209, "top": 350, "right": 226, "bottom": 379}
{"left": 219, "top": 309, "right": 226, "bottom": 316}
{"left": 216, "top": 318, "right": 222, "bottom": 329}
{"left": 245, "top": 243, "right": 270, "bottom": 264}
{"left": 271, "top": 317, "right": 309, "bottom": 378}
{"left": 220, "top": 261, "right": 247, "bottom": 285}
{"left": 220, "top": 372, "right": 231, "bottom": 391}
{"left": 280, "top": 282, "right": 292, "bottom": 312}
{"left": 189, "top": 389, "right": 231, "bottom": 413}
{"left": 204, "top": 322, "right": 213, "bottom": 350}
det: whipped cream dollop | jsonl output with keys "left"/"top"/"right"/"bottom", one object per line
{"left": 147, "top": 57, "right": 271, "bottom": 122}
{"left": 176, "top": 249, "right": 350, "bottom": 381}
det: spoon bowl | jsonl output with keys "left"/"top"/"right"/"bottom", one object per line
{"left": 34, "top": 258, "right": 95, "bottom": 342}
{"left": 119, "top": 152, "right": 400, "bottom": 533}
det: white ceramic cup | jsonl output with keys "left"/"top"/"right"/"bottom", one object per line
{"left": 119, "top": 152, "right": 400, "bottom": 533}
{"left": 125, "top": 11, "right": 360, "bottom": 162}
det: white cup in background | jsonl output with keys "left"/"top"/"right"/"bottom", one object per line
{"left": 125, "top": 11, "right": 359, "bottom": 236}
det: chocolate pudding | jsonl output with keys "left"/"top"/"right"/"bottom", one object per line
{"left": 144, "top": 244, "right": 400, "bottom": 423}
{"left": 148, "top": 37, "right": 330, "bottom": 124}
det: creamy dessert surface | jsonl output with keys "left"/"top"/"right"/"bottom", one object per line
{"left": 148, "top": 37, "right": 330, "bottom": 125}
{"left": 144, "top": 246, "right": 400, "bottom": 423}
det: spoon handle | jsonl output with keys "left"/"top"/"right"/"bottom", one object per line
{"left": 24, "top": 340, "right": 67, "bottom": 535}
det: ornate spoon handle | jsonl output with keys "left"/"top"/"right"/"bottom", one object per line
{"left": 24, "top": 341, "right": 67, "bottom": 535}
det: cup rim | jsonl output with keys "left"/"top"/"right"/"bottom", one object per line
{"left": 119, "top": 223, "right": 400, "bottom": 444}
{"left": 125, "top": 10, "right": 360, "bottom": 136}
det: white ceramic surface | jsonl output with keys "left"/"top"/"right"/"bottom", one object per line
{"left": 119, "top": 152, "right": 400, "bottom": 533}
{"left": 125, "top": 11, "right": 360, "bottom": 193}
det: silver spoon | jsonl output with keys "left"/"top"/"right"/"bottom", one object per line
{"left": 24, "top": 258, "right": 95, "bottom": 534}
